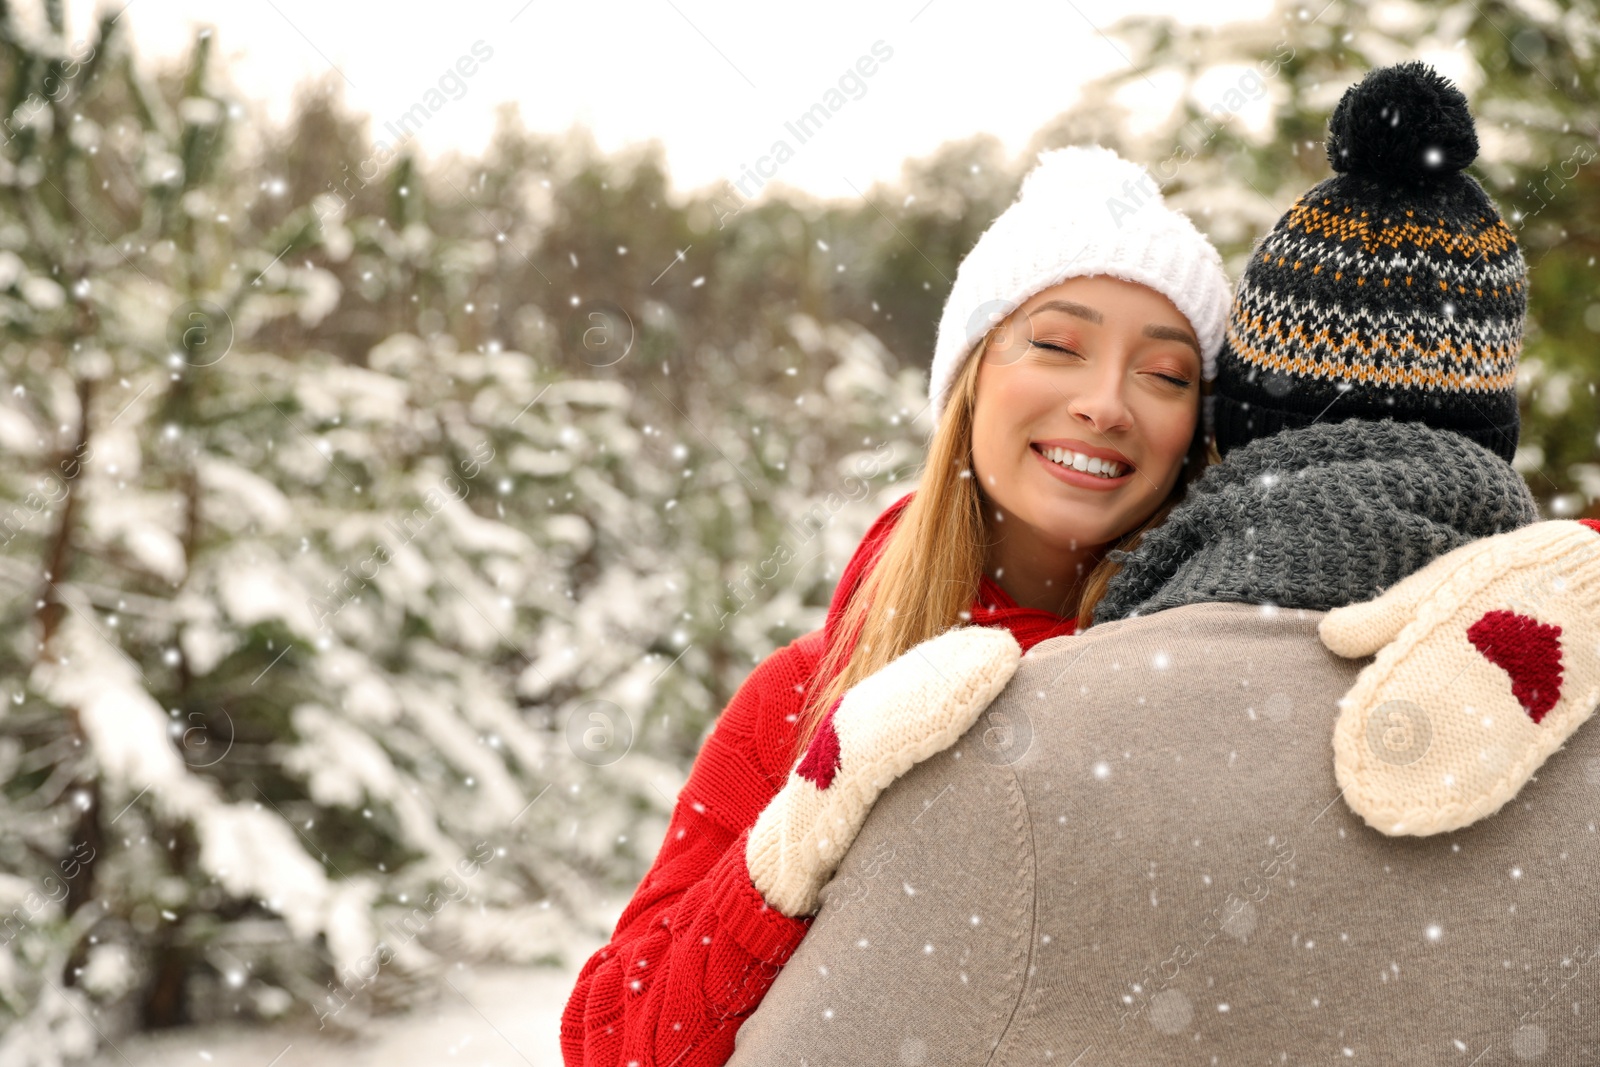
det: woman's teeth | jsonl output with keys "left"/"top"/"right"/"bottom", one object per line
{"left": 1040, "top": 445, "right": 1126, "bottom": 479}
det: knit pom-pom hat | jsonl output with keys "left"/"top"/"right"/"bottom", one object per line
{"left": 928, "top": 146, "right": 1231, "bottom": 425}
{"left": 1213, "top": 62, "right": 1527, "bottom": 462}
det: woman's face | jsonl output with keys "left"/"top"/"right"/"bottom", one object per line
{"left": 970, "top": 275, "right": 1202, "bottom": 556}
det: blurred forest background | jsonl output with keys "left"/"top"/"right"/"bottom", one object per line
{"left": 0, "top": 0, "right": 1596, "bottom": 1062}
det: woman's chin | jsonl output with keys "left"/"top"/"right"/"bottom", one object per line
{"left": 1017, "top": 503, "right": 1123, "bottom": 553}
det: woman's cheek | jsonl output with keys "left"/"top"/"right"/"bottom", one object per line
{"left": 1141, "top": 400, "right": 1198, "bottom": 486}
{"left": 1140, "top": 392, "right": 1197, "bottom": 446}
{"left": 1168, "top": 406, "right": 1199, "bottom": 456}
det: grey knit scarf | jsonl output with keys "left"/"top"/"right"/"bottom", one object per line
{"left": 1092, "top": 420, "right": 1539, "bottom": 625}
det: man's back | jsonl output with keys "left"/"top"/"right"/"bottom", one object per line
{"left": 729, "top": 602, "right": 1600, "bottom": 1064}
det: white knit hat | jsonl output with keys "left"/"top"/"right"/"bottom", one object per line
{"left": 928, "top": 146, "right": 1231, "bottom": 425}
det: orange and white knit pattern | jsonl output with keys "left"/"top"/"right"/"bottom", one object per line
{"left": 1321, "top": 519, "right": 1600, "bottom": 836}
{"left": 1226, "top": 199, "right": 1525, "bottom": 396}
{"left": 746, "top": 625, "right": 1022, "bottom": 917}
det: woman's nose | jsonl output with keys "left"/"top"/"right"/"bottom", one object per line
{"left": 1066, "top": 367, "right": 1132, "bottom": 433}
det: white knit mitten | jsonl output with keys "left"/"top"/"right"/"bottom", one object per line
{"left": 746, "top": 625, "right": 1022, "bottom": 917}
{"left": 1320, "top": 519, "right": 1600, "bottom": 836}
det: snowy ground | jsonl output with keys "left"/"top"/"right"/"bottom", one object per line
{"left": 89, "top": 943, "right": 602, "bottom": 1067}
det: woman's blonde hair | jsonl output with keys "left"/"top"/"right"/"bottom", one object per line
{"left": 790, "top": 329, "right": 1213, "bottom": 763}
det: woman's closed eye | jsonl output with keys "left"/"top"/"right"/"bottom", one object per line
{"left": 1032, "top": 339, "right": 1191, "bottom": 387}
{"left": 1145, "top": 354, "right": 1198, "bottom": 389}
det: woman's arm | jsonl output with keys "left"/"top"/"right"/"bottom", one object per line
{"left": 559, "top": 634, "right": 822, "bottom": 1067}
{"left": 561, "top": 622, "right": 1025, "bottom": 1065}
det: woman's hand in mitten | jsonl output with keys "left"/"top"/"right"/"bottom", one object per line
{"left": 1320, "top": 519, "right": 1600, "bottom": 836}
{"left": 746, "top": 625, "right": 1023, "bottom": 917}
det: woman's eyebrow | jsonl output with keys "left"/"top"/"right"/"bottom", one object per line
{"left": 1031, "top": 299, "right": 1102, "bottom": 324}
{"left": 1144, "top": 323, "right": 1201, "bottom": 357}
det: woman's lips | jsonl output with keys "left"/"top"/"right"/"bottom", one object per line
{"left": 1030, "top": 442, "right": 1134, "bottom": 490}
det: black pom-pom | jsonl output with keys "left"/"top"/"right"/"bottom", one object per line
{"left": 1326, "top": 62, "right": 1478, "bottom": 180}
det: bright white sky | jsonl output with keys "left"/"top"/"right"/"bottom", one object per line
{"left": 58, "top": 0, "right": 1276, "bottom": 200}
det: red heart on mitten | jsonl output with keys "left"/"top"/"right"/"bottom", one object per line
{"left": 796, "top": 696, "right": 845, "bottom": 789}
{"left": 1466, "top": 610, "right": 1564, "bottom": 724}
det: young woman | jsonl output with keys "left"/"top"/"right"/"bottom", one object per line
{"left": 559, "top": 145, "right": 1232, "bottom": 1067}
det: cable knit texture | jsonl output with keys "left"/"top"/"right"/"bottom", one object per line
{"left": 560, "top": 489, "right": 1074, "bottom": 1067}
{"left": 745, "top": 625, "right": 1022, "bottom": 917}
{"left": 1092, "top": 418, "right": 1538, "bottom": 623}
{"left": 1319, "top": 518, "right": 1600, "bottom": 836}
{"left": 928, "top": 145, "right": 1231, "bottom": 424}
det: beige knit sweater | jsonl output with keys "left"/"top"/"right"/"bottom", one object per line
{"left": 728, "top": 603, "right": 1600, "bottom": 1064}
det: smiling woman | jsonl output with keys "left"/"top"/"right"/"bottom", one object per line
{"left": 971, "top": 276, "right": 1206, "bottom": 614}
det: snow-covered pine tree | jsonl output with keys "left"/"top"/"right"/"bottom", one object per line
{"left": 0, "top": 8, "right": 624, "bottom": 1056}
{"left": 0, "top": 9, "right": 927, "bottom": 1062}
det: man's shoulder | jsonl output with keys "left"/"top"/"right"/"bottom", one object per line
{"left": 994, "top": 600, "right": 1358, "bottom": 772}
{"left": 1022, "top": 601, "right": 1332, "bottom": 666}
{"left": 1091, "top": 600, "right": 1329, "bottom": 640}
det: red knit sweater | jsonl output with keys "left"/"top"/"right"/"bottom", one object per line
{"left": 559, "top": 490, "right": 1077, "bottom": 1067}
